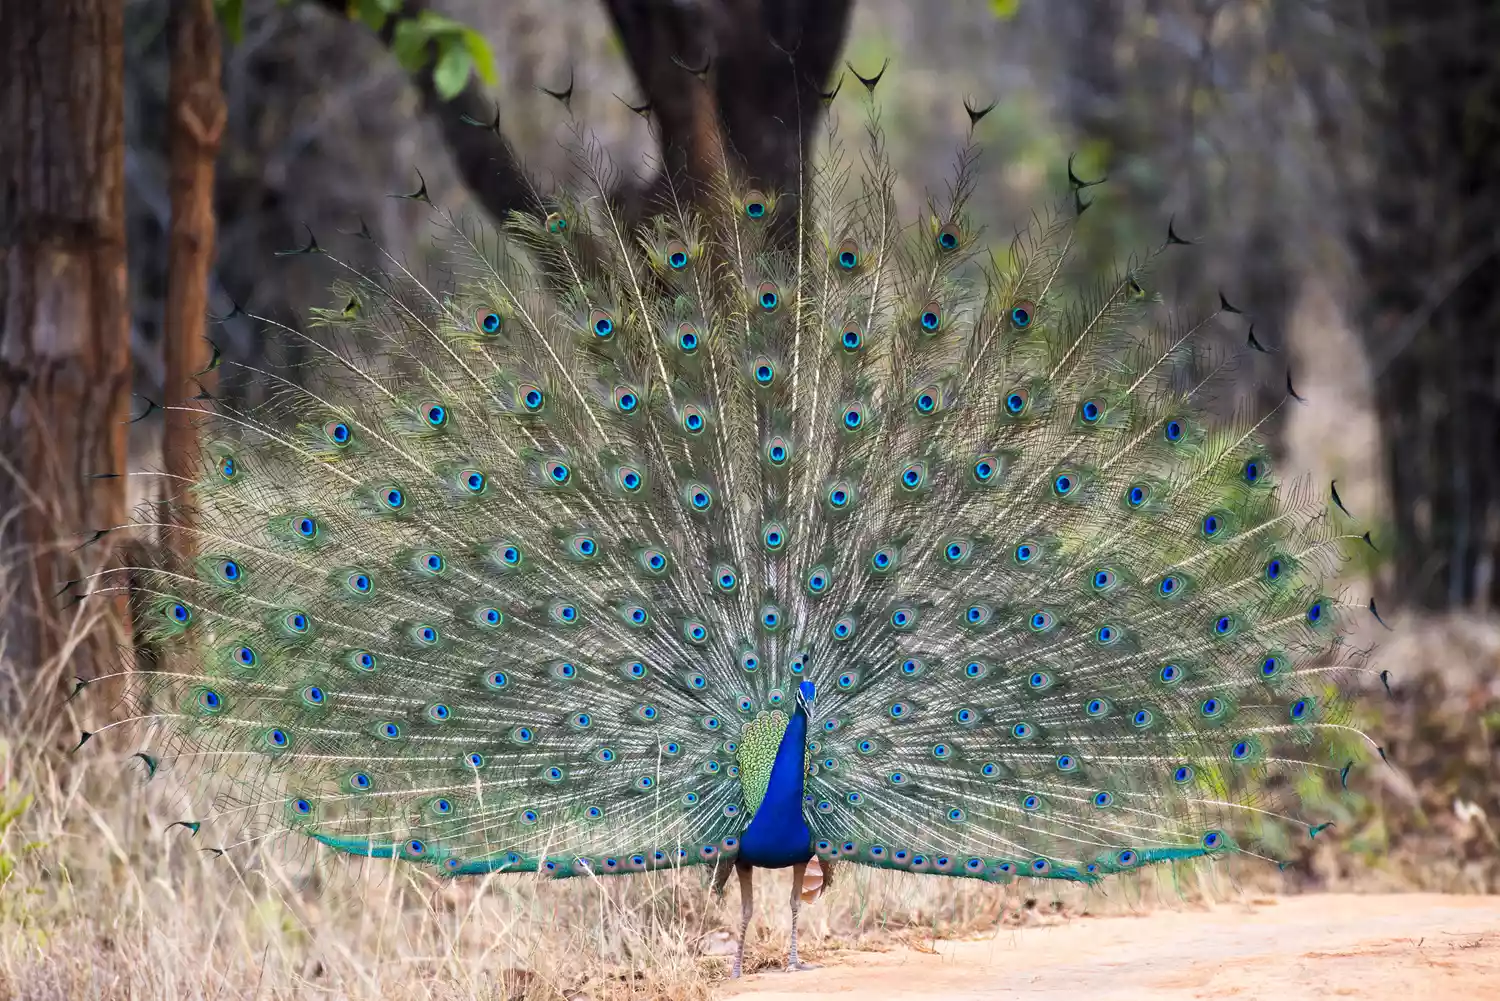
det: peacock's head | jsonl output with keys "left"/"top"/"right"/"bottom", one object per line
{"left": 795, "top": 680, "right": 815, "bottom": 713}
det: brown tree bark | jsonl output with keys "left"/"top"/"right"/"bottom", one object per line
{"left": 0, "top": 0, "right": 131, "bottom": 730}
{"left": 161, "top": 0, "right": 226, "bottom": 563}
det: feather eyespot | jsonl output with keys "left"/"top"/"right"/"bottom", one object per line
{"left": 936, "top": 222, "right": 961, "bottom": 251}
{"left": 1009, "top": 300, "right": 1035, "bottom": 329}
{"left": 217, "top": 455, "right": 238, "bottom": 480}
{"left": 680, "top": 404, "right": 705, "bottom": 434}
{"left": 474, "top": 305, "right": 503, "bottom": 334}
{"left": 840, "top": 322, "right": 863, "bottom": 351}
{"left": 743, "top": 190, "right": 769, "bottom": 219}
{"left": 766, "top": 435, "right": 791, "bottom": 466}
{"left": 323, "top": 421, "right": 352, "bottom": 446}
{"left": 588, "top": 308, "right": 614, "bottom": 339}
{"left": 519, "top": 385, "right": 544, "bottom": 412}
{"left": 676, "top": 321, "right": 700, "bottom": 353}
{"left": 665, "top": 239, "right": 689, "bottom": 270}
{"left": 545, "top": 212, "right": 568, "bottom": 234}
{"left": 419, "top": 401, "right": 448, "bottom": 428}
{"left": 919, "top": 300, "right": 942, "bottom": 333}
{"left": 1004, "top": 389, "right": 1029, "bottom": 415}
{"left": 835, "top": 238, "right": 860, "bottom": 271}
{"left": 756, "top": 282, "right": 780, "bottom": 312}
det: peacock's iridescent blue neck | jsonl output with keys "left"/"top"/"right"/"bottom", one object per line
{"left": 737, "top": 704, "right": 813, "bottom": 868}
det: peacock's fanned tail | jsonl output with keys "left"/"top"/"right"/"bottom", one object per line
{"left": 97, "top": 94, "right": 1376, "bottom": 885}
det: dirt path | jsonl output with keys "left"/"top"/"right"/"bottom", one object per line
{"left": 726, "top": 894, "right": 1500, "bottom": 1000}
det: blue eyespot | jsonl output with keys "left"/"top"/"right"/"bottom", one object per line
{"left": 1244, "top": 458, "right": 1262, "bottom": 483}
{"left": 1265, "top": 558, "right": 1283, "bottom": 582}
{"left": 1133, "top": 709, "right": 1153, "bottom": 727}
{"left": 1010, "top": 301, "right": 1033, "bottom": 328}
{"left": 1202, "top": 513, "right": 1223, "bottom": 537}
{"left": 487, "top": 670, "right": 508, "bottom": 689}
{"left": 829, "top": 485, "right": 850, "bottom": 507}
{"left": 351, "top": 650, "right": 376, "bottom": 671}
{"left": 807, "top": 568, "right": 829, "bottom": 594}
{"left": 352, "top": 771, "right": 373, "bottom": 788}
{"left": 901, "top": 658, "right": 924, "bottom": 676}
{"left": 1015, "top": 543, "right": 1036, "bottom": 564}
{"left": 286, "top": 611, "right": 309, "bottom": 633}
{"left": 1174, "top": 765, "right": 1194, "bottom": 784}
{"left": 464, "top": 471, "right": 486, "bottom": 492}
{"left": 383, "top": 488, "right": 405, "bottom": 509}
{"left": 1160, "top": 663, "right": 1182, "bottom": 683}
{"left": 522, "top": 387, "right": 544, "bottom": 411}
{"left": 1005, "top": 391, "right": 1028, "bottom": 415}
{"left": 677, "top": 322, "right": 700, "bottom": 352}
{"left": 547, "top": 461, "right": 571, "bottom": 485}
{"left": 168, "top": 602, "right": 191, "bottom": 624}
{"left": 1165, "top": 419, "right": 1185, "bottom": 442}
{"left": 1012, "top": 722, "right": 1034, "bottom": 739}
{"left": 1054, "top": 473, "right": 1076, "bottom": 496}
{"left": 325, "top": 422, "right": 351, "bottom": 445}
{"left": 964, "top": 661, "right": 985, "bottom": 678}
{"left": 760, "top": 607, "right": 780, "bottom": 630}
{"left": 838, "top": 247, "right": 858, "bottom": 269}
{"left": 1201, "top": 697, "right": 1223, "bottom": 718}
{"left": 889, "top": 702, "right": 909, "bottom": 719}
{"left": 219, "top": 559, "right": 241, "bottom": 582}
{"left": 302, "top": 685, "right": 325, "bottom": 705}
{"left": 1080, "top": 400, "right": 1101, "bottom": 423}
{"left": 218, "top": 455, "right": 237, "bottom": 479}
{"left": 1159, "top": 575, "right": 1181, "bottom": 597}
{"left": 914, "top": 390, "right": 937, "bottom": 414}
{"left": 767, "top": 436, "right": 790, "bottom": 465}
{"left": 1093, "top": 568, "right": 1115, "bottom": 590}
{"left": 1214, "top": 615, "right": 1234, "bottom": 635}
{"left": 754, "top": 362, "right": 774, "bottom": 385}
{"left": 1097, "top": 625, "right": 1117, "bottom": 643}
{"left": 296, "top": 517, "right": 317, "bottom": 538}
{"left": 974, "top": 455, "right": 998, "bottom": 482}
{"left": 937, "top": 225, "right": 960, "bottom": 250}
{"left": 1086, "top": 698, "right": 1108, "bottom": 717}
{"left": 1093, "top": 791, "right": 1113, "bottom": 807}
{"left": 1128, "top": 484, "right": 1148, "bottom": 507}
{"left": 1029, "top": 610, "right": 1052, "bottom": 630}
{"left": 1231, "top": 740, "right": 1251, "bottom": 760}
{"left": 198, "top": 688, "right": 222, "bottom": 711}
{"left": 615, "top": 389, "right": 638, "bottom": 413}
{"left": 841, "top": 325, "right": 862, "bottom": 350}
{"left": 946, "top": 540, "right": 969, "bottom": 562}
{"left": 1307, "top": 601, "right": 1324, "bottom": 624}
{"left": 423, "top": 552, "right": 444, "bottom": 573}
{"left": 920, "top": 302, "right": 942, "bottom": 331}
{"left": 745, "top": 196, "right": 767, "bottom": 219}
{"left": 234, "top": 645, "right": 256, "bottom": 666}
{"left": 477, "top": 308, "right": 502, "bottom": 333}
{"left": 758, "top": 285, "right": 779, "bottom": 311}
{"left": 687, "top": 485, "right": 711, "bottom": 510}
{"left": 682, "top": 407, "right": 705, "bottom": 433}
{"left": 617, "top": 466, "right": 642, "bottom": 492}
{"left": 1290, "top": 698, "right": 1310, "bottom": 721}
{"left": 591, "top": 311, "right": 615, "bottom": 338}
{"left": 669, "top": 250, "right": 688, "bottom": 270}
{"left": 901, "top": 463, "right": 925, "bottom": 490}
{"left": 1260, "top": 655, "right": 1282, "bottom": 678}
{"left": 423, "top": 402, "right": 447, "bottom": 427}
{"left": 842, "top": 404, "right": 864, "bottom": 430}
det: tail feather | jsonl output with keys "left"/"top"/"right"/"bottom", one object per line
{"left": 100, "top": 89, "right": 1375, "bottom": 885}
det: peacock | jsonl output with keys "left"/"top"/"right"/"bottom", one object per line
{"left": 80, "top": 71, "right": 1380, "bottom": 980}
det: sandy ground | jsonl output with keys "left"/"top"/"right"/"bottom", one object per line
{"left": 726, "top": 894, "right": 1500, "bottom": 1000}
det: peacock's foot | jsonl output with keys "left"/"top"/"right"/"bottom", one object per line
{"left": 783, "top": 961, "right": 821, "bottom": 972}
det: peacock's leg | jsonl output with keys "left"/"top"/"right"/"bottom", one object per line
{"left": 732, "top": 863, "right": 753, "bottom": 979}
{"left": 784, "top": 861, "right": 820, "bottom": 972}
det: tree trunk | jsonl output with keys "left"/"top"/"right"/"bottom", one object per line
{"left": 161, "top": 0, "right": 225, "bottom": 563}
{"left": 1358, "top": 1, "right": 1500, "bottom": 611}
{"left": 0, "top": 0, "right": 130, "bottom": 731}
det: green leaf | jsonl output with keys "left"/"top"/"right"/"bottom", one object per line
{"left": 988, "top": 0, "right": 1021, "bottom": 19}
{"left": 214, "top": 0, "right": 245, "bottom": 43}
{"left": 391, "top": 17, "right": 431, "bottom": 74}
{"left": 461, "top": 28, "right": 497, "bottom": 85}
{"left": 351, "top": 0, "right": 390, "bottom": 33}
{"left": 432, "top": 39, "right": 472, "bottom": 100}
